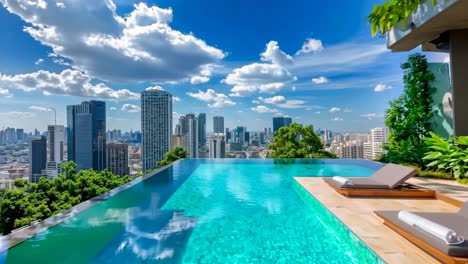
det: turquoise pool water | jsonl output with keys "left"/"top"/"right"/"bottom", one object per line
{"left": 0, "top": 159, "right": 384, "bottom": 263}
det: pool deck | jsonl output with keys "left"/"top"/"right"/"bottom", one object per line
{"left": 294, "top": 177, "right": 466, "bottom": 264}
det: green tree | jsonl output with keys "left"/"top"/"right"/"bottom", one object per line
{"left": 0, "top": 162, "right": 132, "bottom": 234}
{"left": 157, "top": 146, "right": 189, "bottom": 168}
{"left": 268, "top": 123, "right": 335, "bottom": 158}
{"left": 384, "top": 53, "right": 434, "bottom": 166}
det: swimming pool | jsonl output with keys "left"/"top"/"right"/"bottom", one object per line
{"left": 0, "top": 159, "right": 384, "bottom": 263}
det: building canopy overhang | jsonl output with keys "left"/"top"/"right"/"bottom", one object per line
{"left": 387, "top": 0, "right": 468, "bottom": 52}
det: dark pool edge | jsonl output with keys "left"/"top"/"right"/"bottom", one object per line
{"left": 0, "top": 159, "right": 185, "bottom": 254}
{"left": 292, "top": 177, "right": 387, "bottom": 264}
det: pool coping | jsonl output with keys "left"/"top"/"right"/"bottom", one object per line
{"left": 0, "top": 159, "right": 184, "bottom": 253}
{"left": 294, "top": 177, "right": 460, "bottom": 263}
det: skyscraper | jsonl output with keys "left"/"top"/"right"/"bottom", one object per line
{"left": 141, "top": 88, "right": 172, "bottom": 171}
{"left": 16, "top": 128, "right": 24, "bottom": 142}
{"left": 209, "top": 134, "right": 225, "bottom": 158}
{"left": 198, "top": 113, "right": 206, "bottom": 148}
{"left": 213, "top": 116, "right": 224, "bottom": 133}
{"left": 29, "top": 136, "right": 47, "bottom": 183}
{"left": 179, "top": 114, "right": 198, "bottom": 158}
{"left": 272, "top": 117, "right": 292, "bottom": 132}
{"left": 67, "top": 101, "right": 106, "bottom": 171}
{"left": 106, "top": 143, "right": 129, "bottom": 176}
{"left": 46, "top": 125, "right": 65, "bottom": 179}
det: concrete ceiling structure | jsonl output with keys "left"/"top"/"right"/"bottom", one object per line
{"left": 387, "top": 0, "right": 468, "bottom": 52}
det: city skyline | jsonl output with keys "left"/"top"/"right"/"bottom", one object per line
{"left": 0, "top": 0, "right": 450, "bottom": 133}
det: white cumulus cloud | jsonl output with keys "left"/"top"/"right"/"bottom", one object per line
{"left": 121, "top": 104, "right": 141, "bottom": 112}
{"left": 225, "top": 63, "right": 296, "bottom": 97}
{"left": 329, "top": 107, "right": 341, "bottom": 113}
{"left": 374, "top": 83, "right": 392, "bottom": 92}
{"left": 190, "top": 76, "right": 210, "bottom": 84}
{"left": 250, "top": 105, "right": 279, "bottom": 113}
{"left": 0, "top": 69, "right": 139, "bottom": 100}
{"left": 187, "top": 89, "right": 235, "bottom": 108}
{"left": 260, "top": 41, "right": 293, "bottom": 66}
{"left": 34, "top": 58, "right": 44, "bottom": 65}
{"left": 332, "top": 117, "right": 344, "bottom": 121}
{"left": 173, "top": 96, "right": 181, "bottom": 102}
{"left": 110, "top": 107, "right": 117, "bottom": 111}
{"left": 0, "top": 88, "right": 13, "bottom": 97}
{"left": 296, "top": 38, "right": 323, "bottom": 55}
{"left": 1, "top": 1, "right": 225, "bottom": 82}
{"left": 311, "top": 76, "right": 329, "bottom": 84}
{"left": 258, "top": 96, "right": 286, "bottom": 104}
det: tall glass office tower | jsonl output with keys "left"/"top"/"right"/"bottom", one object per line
{"left": 67, "top": 101, "right": 106, "bottom": 171}
{"left": 141, "top": 88, "right": 172, "bottom": 171}
{"left": 272, "top": 117, "right": 292, "bottom": 132}
{"left": 198, "top": 113, "right": 206, "bottom": 148}
{"left": 213, "top": 116, "right": 224, "bottom": 133}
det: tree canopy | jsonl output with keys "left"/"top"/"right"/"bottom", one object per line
{"left": 383, "top": 53, "right": 434, "bottom": 165}
{"left": 0, "top": 161, "right": 132, "bottom": 234}
{"left": 268, "top": 123, "right": 336, "bottom": 158}
{"left": 157, "top": 146, "right": 189, "bottom": 168}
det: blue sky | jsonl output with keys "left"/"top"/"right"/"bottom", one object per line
{"left": 0, "top": 0, "right": 448, "bottom": 133}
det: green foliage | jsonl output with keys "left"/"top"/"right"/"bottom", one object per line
{"left": 157, "top": 146, "right": 189, "bottom": 168}
{"left": 384, "top": 53, "right": 434, "bottom": 166}
{"left": 0, "top": 161, "right": 132, "bottom": 235}
{"left": 268, "top": 123, "right": 335, "bottom": 159}
{"left": 368, "top": 0, "right": 440, "bottom": 36}
{"left": 423, "top": 132, "right": 468, "bottom": 180}
{"left": 383, "top": 137, "right": 427, "bottom": 166}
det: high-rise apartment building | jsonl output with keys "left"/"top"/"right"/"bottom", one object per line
{"left": 209, "top": 134, "right": 225, "bottom": 158}
{"left": 29, "top": 136, "right": 47, "bottom": 182}
{"left": 5, "top": 128, "right": 16, "bottom": 145}
{"left": 67, "top": 101, "right": 106, "bottom": 171}
{"left": 272, "top": 117, "right": 292, "bottom": 132}
{"left": 179, "top": 114, "right": 198, "bottom": 158}
{"left": 363, "top": 127, "right": 389, "bottom": 160}
{"left": 46, "top": 125, "right": 65, "bottom": 179}
{"left": 106, "top": 143, "right": 129, "bottom": 176}
{"left": 213, "top": 116, "right": 224, "bottom": 133}
{"left": 141, "top": 88, "right": 172, "bottom": 171}
{"left": 198, "top": 113, "right": 206, "bottom": 148}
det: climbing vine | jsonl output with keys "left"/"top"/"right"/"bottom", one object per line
{"left": 368, "top": 0, "right": 440, "bottom": 36}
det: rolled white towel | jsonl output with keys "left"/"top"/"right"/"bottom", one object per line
{"left": 398, "top": 211, "right": 420, "bottom": 226}
{"left": 398, "top": 211, "right": 465, "bottom": 245}
{"left": 332, "top": 176, "right": 352, "bottom": 186}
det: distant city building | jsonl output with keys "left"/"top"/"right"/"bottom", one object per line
{"left": 29, "top": 136, "right": 47, "bottom": 182}
{"left": 141, "top": 88, "right": 172, "bottom": 171}
{"left": 46, "top": 125, "right": 65, "bottom": 179}
{"left": 106, "top": 143, "right": 129, "bottom": 176}
{"left": 16, "top": 128, "right": 24, "bottom": 142}
{"left": 213, "top": 116, "right": 224, "bottom": 134}
{"left": 5, "top": 128, "right": 16, "bottom": 145}
{"left": 364, "top": 127, "right": 389, "bottom": 160}
{"left": 272, "top": 117, "right": 292, "bottom": 132}
{"left": 209, "top": 134, "right": 225, "bottom": 158}
{"left": 67, "top": 101, "right": 106, "bottom": 171}
{"left": 198, "top": 113, "right": 206, "bottom": 148}
{"left": 179, "top": 114, "right": 198, "bottom": 158}
{"left": 172, "top": 134, "right": 183, "bottom": 148}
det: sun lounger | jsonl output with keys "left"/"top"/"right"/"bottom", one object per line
{"left": 375, "top": 204, "right": 468, "bottom": 264}
{"left": 323, "top": 164, "right": 435, "bottom": 198}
